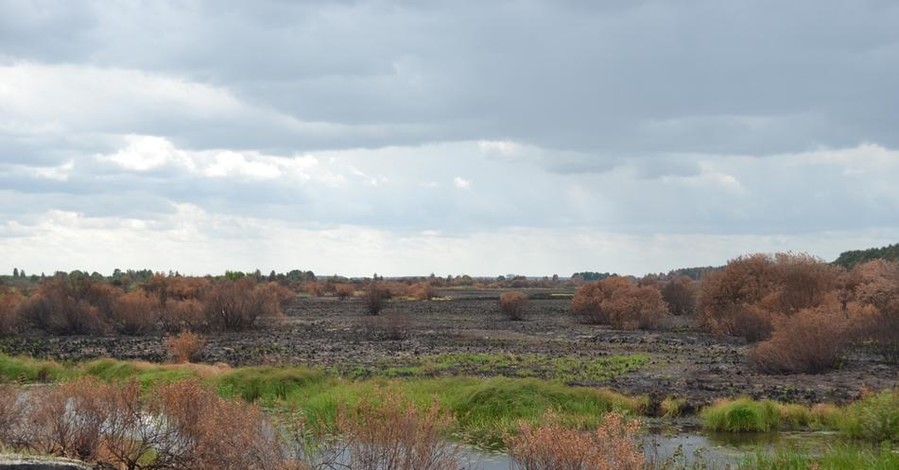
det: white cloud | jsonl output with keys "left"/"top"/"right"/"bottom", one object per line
{"left": 453, "top": 176, "right": 471, "bottom": 190}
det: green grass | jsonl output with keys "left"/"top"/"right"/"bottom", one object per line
{"left": 701, "top": 398, "right": 781, "bottom": 432}
{"left": 741, "top": 444, "right": 899, "bottom": 470}
{"left": 840, "top": 389, "right": 899, "bottom": 442}
{"left": 363, "top": 352, "right": 649, "bottom": 383}
{"left": 0, "top": 353, "right": 71, "bottom": 382}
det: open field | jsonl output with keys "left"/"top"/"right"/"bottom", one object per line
{"left": 2, "top": 290, "right": 896, "bottom": 412}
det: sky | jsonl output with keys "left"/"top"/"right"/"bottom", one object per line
{"left": 2, "top": 0, "right": 898, "bottom": 277}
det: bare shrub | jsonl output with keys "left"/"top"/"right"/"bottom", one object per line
{"left": 750, "top": 303, "right": 851, "bottom": 374}
{"left": 165, "top": 331, "right": 206, "bottom": 363}
{"left": 660, "top": 276, "right": 697, "bottom": 316}
{"left": 506, "top": 412, "right": 644, "bottom": 470}
{"left": 336, "top": 390, "right": 460, "bottom": 470}
{"left": 18, "top": 275, "right": 109, "bottom": 335}
{"left": 363, "top": 312, "right": 412, "bottom": 340}
{"left": 500, "top": 291, "right": 529, "bottom": 321}
{"left": 203, "top": 279, "right": 284, "bottom": 331}
{"left": 110, "top": 290, "right": 160, "bottom": 335}
{"left": 364, "top": 282, "right": 387, "bottom": 316}
{"left": 160, "top": 298, "right": 207, "bottom": 333}
{"left": 0, "top": 384, "right": 24, "bottom": 445}
{"left": 0, "top": 287, "right": 24, "bottom": 335}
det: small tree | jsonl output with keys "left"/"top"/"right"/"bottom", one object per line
{"left": 500, "top": 291, "right": 529, "bottom": 321}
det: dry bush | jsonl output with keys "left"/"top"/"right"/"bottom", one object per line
{"left": 363, "top": 312, "right": 412, "bottom": 340}
{"left": 203, "top": 278, "right": 284, "bottom": 331}
{"left": 506, "top": 412, "right": 644, "bottom": 470}
{"left": 336, "top": 391, "right": 460, "bottom": 470}
{"left": 700, "top": 253, "right": 838, "bottom": 342}
{"left": 165, "top": 331, "right": 206, "bottom": 363}
{"left": 409, "top": 281, "right": 438, "bottom": 301}
{"left": 333, "top": 283, "right": 356, "bottom": 300}
{"left": 0, "top": 287, "right": 24, "bottom": 335}
{"left": 750, "top": 303, "right": 852, "bottom": 374}
{"left": 605, "top": 286, "right": 668, "bottom": 330}
{"left": 17, "top": 275, "right": 111, "bottom": 335}
{"left": 159, "top": 298, "right": 207, "bottom": 333}
{"left": 660, "top": 276, "right": 697, "bottom": 316}
{"left": 571, "top": 277, "right": 668, "bottom": 329}
{"left": 364, "top": 282, "right": 387, "bottom": 316}
{"left": 303, "top": 281, "right": 326, "bottom": 297}
{"left": 0, "top": 384, "right": 24, "bottom": 446}
{"left": 15, "top": 377, "right": 111, "bottom": 461}
{"left": 500, "top": 291, "right": 529, "bottom": 321}
{"left": 844, "top": 260, "right": 899, "bottom": 363}
{"left": 110, "top": 290, "right": 160, "bottom": 335}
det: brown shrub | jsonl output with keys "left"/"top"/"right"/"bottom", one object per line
{"left": 750, "top": 303, "right": 851, "bottom": 374}
{"left": 0, "top": 287, "right": 24, "bottom": 335}
{"left": 571, "top": 277, "right": 668, "bottom": 329}
{"left": 364, "top": 282, "right": 387, "bottom": 316}
{"left": 700, "top": 253, "right": 838, "bottom": 342}
{"left": 506, "top": 412, "right": 644, "bottom": 470}
{"left": 660, "top": 276, "right": 697, "bottom": 316}
{"left": 333, "top": 283, "right": 356, "bottom": 300}
{"left": 165, "top": 331, "right": 206, "bottom": 363}
{"left": 409, "top": 281, "right": 438, "bottom": 301}
{"left": 203, "top": 279, "right": 284, "bottom": 331}
{"left": 0, "top": 384, "right": 24, "bottom": 446}
{"left": 17, "top": 275, "right": 110, "bottom": 335}
{"left": 160, "top": 298, "right": 207, "bottom": 333}
{"left": 336, "top": 390, "right": 460, "bottom": 470}
{"left": 110, "top": 290, "right": 160, "bottom": 335}
{"left": 500, "top": 291, "right": 529, "bottom": 321}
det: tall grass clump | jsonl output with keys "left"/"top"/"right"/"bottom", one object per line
{"left": 701, "top": 398, "right": 780, "bottom": 432}
{"left": 506, "top": 411, "right": 644, "bottom": 470}
{"left": 0, "top": 353, "right": 68, "bottom": 383}
{"left": 741, "top": 444, "right": 899, "bottom": 470}
{"left": 840, "top": 389, "right": 899, "bottom": 442}
{"left": 217, "top": 365, "right": 328, "bottom": 404}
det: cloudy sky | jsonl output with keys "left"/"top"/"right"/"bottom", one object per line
{"left": 2, "top": 0, "right": 898, "bottom": 277}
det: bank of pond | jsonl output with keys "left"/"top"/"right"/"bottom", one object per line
{"left": 0, "top": 353, "right": 897, "bottom": 469}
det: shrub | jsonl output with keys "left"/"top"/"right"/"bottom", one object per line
{"left": 700, "top": 253, "right": 839, "bottom": 342}
{"left": 571, "top": 277, "right": 668, "bottom": 329}
{"left": 335, "top": 390, "right": 460, "bottom": 470}
{"left": 700, "top": 397, "right": 780, "bottom": 432}
{"left": 0, "top": 287, "right": 24, "bottom": 335}
{"left": 500, "top": 291, "right": 529, "bottom": 321}
{"left": 409, "top": 281, "right": 438, "bottom": 301}
{"left": 750, "top": 303, "right": 851, "bottom": 374}
{"left": 362, "top": 312, "right": 411, "bottom": 341}
{"left": 506, "top": 412, "right": 644, "bottom": 470}
{"left": 333, "top": 283, "right": 356, "bottom": 300}
{"left": 18, "top": 277, "right": 107, "bottom": 335}
{"left": 110, "top": 290, "right": 160, "bottom": 335}
{"left": 660, "top": 276, "right": 697, "bottom": 316}
{"left": 203, "top": 279, "right": 284, "bottom": 331}
{"left": 364, "top": 282, "right": 387, "bottom": 316}
{"left": 165, "top": 331, "right": 206, "bottom": 364}
{"left": 159, "top": 298, "right": 207, "bottom": 333}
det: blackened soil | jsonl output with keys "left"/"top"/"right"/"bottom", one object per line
{"left": 2, "top": 294, "right": 896, "bottom": 410}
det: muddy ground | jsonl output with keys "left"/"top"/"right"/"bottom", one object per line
{"left": 2, "top": 291, "right": 896, "bottom": 411}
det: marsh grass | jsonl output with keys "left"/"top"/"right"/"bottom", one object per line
{"left": 840, "top": 389, "right": 899, "bottom": 442}
{"left": 741, "top": 443, "right": 899, "bottom": 470}
{"left": 701, "top": 398, "right": 780, "bottom": 432}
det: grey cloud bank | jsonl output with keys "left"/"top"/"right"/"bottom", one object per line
{"left": 1, "top": 0, "right": 898, "bottom": 276}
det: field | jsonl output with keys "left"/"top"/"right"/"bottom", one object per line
{"left": 3, "top": 289, "right": 896, "bottom": 411}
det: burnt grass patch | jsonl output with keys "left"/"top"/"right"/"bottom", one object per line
{"left": 1, "top": 293, "right": 897, "bottom": 411}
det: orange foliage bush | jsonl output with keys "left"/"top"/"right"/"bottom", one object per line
{"left": 700, "top": 253, "right": 839, "bottom": 342}
{"left": 571, "top": 277, "right": 668, "bottom": 329}
{"left": 165, "top": 331, "right": 206, "bottom": 363}
{"left": 750, "top": 302, "right": 852, "bottom": 373}
{"left": 500, "top": 291, "right": 529, "bottom": 321}
{"left": 409, "top": 281, "right": 438, "bottom": 300}
{"left": 159, "top": 298, "right": 207, "bottom": 333}
{"left": 333, "top": 282, "right": 356, "bottom": 300}
{"left": 335, "top": 391, "right": 460, "bottom": 470}
{"left": 660, "top": 276, "right": 697, "bottom": 316}
{"left": 506, "top": 412, "right": 644, "bottom": 470}
{"left": 110, "top": 290, "right": 160, "bottom": 335}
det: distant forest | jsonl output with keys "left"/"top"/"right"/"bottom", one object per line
{"left": 833, "top": 243, "right": 899, "bottom": 268}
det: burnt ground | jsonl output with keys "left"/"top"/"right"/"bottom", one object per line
{"left": 2, "top": 292, "right": 897, "bottom": 411}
